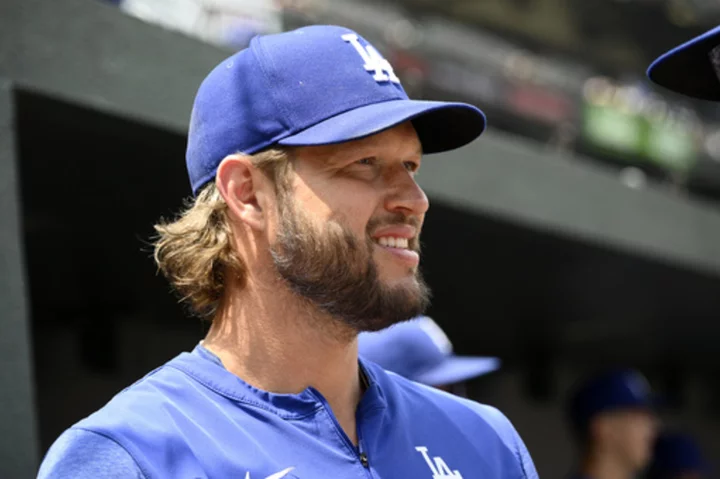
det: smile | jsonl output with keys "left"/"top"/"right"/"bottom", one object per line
{"left": 374, "top": 235, "right": 419, "bottom": 267}
{"left": 375, "top": 236, "right": 410, "bottom": 249}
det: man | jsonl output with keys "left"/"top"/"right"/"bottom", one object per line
{"left": 359, "top": 316, "right": 501, "bottom": 397}
{"left": 648, "top": 25, "right": 720, "bottom": 100}
{"left": 38, "top": 25, "right": 537, "bottom": 478}
{"left": 647, "top": 431, "right": 709, "bottom": 479}
{"left": 566, "top": 369, "right": 659, "bottom": 479}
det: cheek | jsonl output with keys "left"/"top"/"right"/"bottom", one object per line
{"left": 294, "top": 178, "right": 381, "bottom": 235}
{"left": 628, "top": 422, "right": 654, "bottom": 450}
{"left": 635, "top": 415, "right": 656, "bottom": 435}
{"left": 262, "top": 198, "right": 283, "bottom": 243}
{"left": 331, "top": 197, "right": 380, "bottom": 235}
{"left": 291, "top": 187, "right": 335, "bottom": 225}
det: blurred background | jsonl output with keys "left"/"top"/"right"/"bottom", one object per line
{"left": 1, "top": 0, "right": 720, "bottom": 476}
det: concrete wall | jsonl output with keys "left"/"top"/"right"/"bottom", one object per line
{"left": 0, "top": 81, "right": 39, "bottom": 478}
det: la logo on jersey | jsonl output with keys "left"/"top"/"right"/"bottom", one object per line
{"left": 342, "top": 33, "right": 400, "bottom": 84}
{"left": 416, "top": 446, "right": 464, "bottom": 478}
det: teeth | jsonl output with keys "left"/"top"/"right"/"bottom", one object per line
{"left": 377, "top": 237, "right": 410, "bottom": 249}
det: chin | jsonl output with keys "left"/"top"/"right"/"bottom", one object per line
{"left": 379, "top": 271, "right": 419, "bottom": 289}
{"left": 376, "top": 259, "right": 417, "bottom": 279}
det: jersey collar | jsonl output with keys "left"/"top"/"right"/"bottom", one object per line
{"left": 166, "top": 343, "right": 388, "bottom": 419}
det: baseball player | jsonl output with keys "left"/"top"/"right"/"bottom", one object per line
{"left": 647, "top": 431, "right": 710, "bottom": 479}
{"left": 648, "top": 25, "right": 720, "bottom": 100}
{"left": 566, "top": 369, "right": 659, "bottom": 479}
{"left": 358, "top": 316, "right": 501, "bottom": 397}
{"left": 38, "top": 25, "right": 537, "bottom": 478}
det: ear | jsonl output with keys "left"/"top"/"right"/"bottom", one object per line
{"left": 215, "top": 154, "right": 270, "bottom": 231}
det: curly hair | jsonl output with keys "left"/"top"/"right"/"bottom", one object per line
{"left": 153, "top": 148, "right": 291, "bottom": 320}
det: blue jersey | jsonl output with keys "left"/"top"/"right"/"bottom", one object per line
{"left": 39, "top": 344, "right": 537, "bottom": 478}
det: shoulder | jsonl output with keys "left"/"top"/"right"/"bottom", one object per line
{"left": 390, "top": 371, "right": 514, "bottom": 432}
{"left": 62, "top": 357, "right": 213, "bottom": 460}
{"left": 367, "top": 362, "right": 539, "bottom": 478}
{"left": 38, "top": 428, "right": 145, "bottom": 479}
{"left": 76, "top": 362, "right": 191, "bottom": 431}
{"left": 368, "top": 361, "right": 506, "bottom": 426}
{"left": 408, "top": 381, "right": 538, "bottom": 478}
{"left": 42, "top": 356, "right": 220, "bottom": 477}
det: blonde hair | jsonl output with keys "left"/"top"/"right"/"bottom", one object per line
{"left": 153, "top": 148, "right": 291, "bottom": 320}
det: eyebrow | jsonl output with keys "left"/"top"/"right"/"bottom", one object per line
{"left": 322, "top": 139, "right": 423, "bottom": 165}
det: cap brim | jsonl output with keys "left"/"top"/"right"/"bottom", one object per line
{"left": 413, "top": 356, "right": 500, "bottom": 386}
{"left": 278, "top": 99, "right": 486, "bottom": 154}
{"left": 647, "top": 26, "right": 720, "bottom": 101}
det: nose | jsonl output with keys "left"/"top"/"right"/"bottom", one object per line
{"left": 384, "top": 169, "right": 430, "bottom": 217}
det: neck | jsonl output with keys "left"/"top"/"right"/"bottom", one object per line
{"left": 582, "top": 449, "right": 634, "bottom": 479}
{"left": 203, "top": 274, "right": 363, "bottom": 444}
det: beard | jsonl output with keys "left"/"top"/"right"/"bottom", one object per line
{"left": 269, "top": 197, "right": 431, "bottom": 333}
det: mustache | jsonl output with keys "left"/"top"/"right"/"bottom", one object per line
{"left": 367, "top": 213, "right": 421, "bottom": 231}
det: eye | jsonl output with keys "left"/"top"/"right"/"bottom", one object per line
{"left": 356, "top": 157, "right": 376, "bottom": 166}
{"left": 403, "top": 161, "right": 419, "bottom": 173}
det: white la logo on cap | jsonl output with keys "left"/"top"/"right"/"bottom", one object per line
{"left": 342, "top": 33, "right": 401, "bottom": 84}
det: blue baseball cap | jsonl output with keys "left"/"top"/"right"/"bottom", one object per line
{"left": 358, "top": 317, "right": 501, "bottom": 386}
{"left": 568, "top": 369, "right": 658, "bottom": 432}
{"left": 647, "top": 25, "right": 720, "bottom": 101}
{"left": 648, "top": 432, "right": 709, "bottom": 477}
{"left": 186, "top": 25, "right": 487, "bottom": 194}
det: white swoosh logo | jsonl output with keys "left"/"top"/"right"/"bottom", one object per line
{"left": 244, "top": 466, "right": 295, "bottom": 479}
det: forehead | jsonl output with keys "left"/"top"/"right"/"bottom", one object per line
{"left": 295, "top": 121, "right": 422, "bottom": 163}
{"left": 605, "top": 408, "right": 655, "bottom": 423}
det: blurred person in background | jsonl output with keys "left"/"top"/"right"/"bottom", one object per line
{"left": 358, "top": 316, "right": 501, "bottom": 397}
{"left": 38, "top": 25, "right": 537, "bottom": 478}
{"left": 648, "top": 25, "right": 720, "bottom": 101}
{"left": 566, "top": 369, "right": 659, "bottom": 479}
{"left": 646, "top": 431, "right": 710, "bottom": 479}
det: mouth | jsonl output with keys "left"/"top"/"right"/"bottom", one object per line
{"left": 373, "top": 235, "right": 419, "bottom": 267}
{"left": 375, "top": 236, "right": 411, "bottom": 249}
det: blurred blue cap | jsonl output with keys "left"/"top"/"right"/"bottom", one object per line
{"left": 358, "top": 316, "right": 500, "bottom": 386}
{"left": 647, "top": 25, "right": 720, "bottom": 101}
{"left": 648, "top": 432, "right": 709, "bottom": 477}
{"left": 568, "top": 369, "right": 657, "bottom": 431}
{"left": 186, "top": 25, "right": 486, "bottom": 194}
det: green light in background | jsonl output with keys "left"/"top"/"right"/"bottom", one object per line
{"left": 644, "top": 122, "right": 696, "bottom": 172}
{"left": 583, "top": 104, "right": 643, "bottom": 156}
